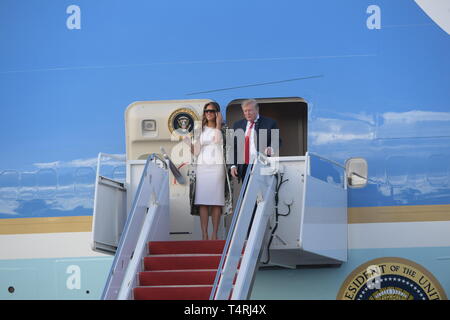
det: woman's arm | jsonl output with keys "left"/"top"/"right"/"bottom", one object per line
{"left": 213, "top": 112, "right": 224, "bottom": 144}
{"left": 192, "top": 138, "right": 201, "bottom": 156}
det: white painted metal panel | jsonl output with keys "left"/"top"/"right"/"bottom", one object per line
{"left": 300, "top": 153, "right": 347, "bottom": 262}
{"left": 126, "top": 160, "right": 146, "bottom": 215}
{"left": 267, "top": 157, "right": 305, "bottom": 250}
{"left": 92, "top": 175, "right": 127, "bottom": 254}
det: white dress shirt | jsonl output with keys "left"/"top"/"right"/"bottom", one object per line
{"left": 231, "top": 115, "right": 259, "bottom": 169}
{"left": 246, "top": 114, "right": 259, "bottom": 164}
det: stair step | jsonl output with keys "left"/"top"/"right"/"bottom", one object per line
{"left": 148, "top": 240, "right": 225, "bottom": 255}
{"left": 144, "top": 255, "right": 222, "bottom": 271}
{"left": 132, "top": 239, "right": 243, "bottom": 300}
{"left": 133, "top": 285, "right": 213, "bottom": 300}
{"left": 139, "top": 270, "right": 217, "bottom": 286}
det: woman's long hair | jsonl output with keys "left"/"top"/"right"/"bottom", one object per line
{"left": 202, "top": 101, "right": 221, "bottom": 128}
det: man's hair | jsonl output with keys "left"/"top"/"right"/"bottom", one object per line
{"left": 241, "top": 99, "right": 259, "bottom": 110}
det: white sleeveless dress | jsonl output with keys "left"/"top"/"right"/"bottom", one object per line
{"left": 194, "top": 126, "right": 225, "bottom": 206}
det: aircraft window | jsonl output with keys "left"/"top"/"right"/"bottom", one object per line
{"left": 346, "top": 158, "right": 368, "bottom": 188}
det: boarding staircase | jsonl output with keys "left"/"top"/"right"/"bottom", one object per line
{"left": 99, "top": 152, "right": 277, "bottom": 300}
{"left": 96, "top": 151, "right": 348, "bottom": 300}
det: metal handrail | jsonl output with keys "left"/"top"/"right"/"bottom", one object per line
{"left": 211, "top": 157, "right": 276, "bottom": 300}
{"left": 209, "top": 159, "right": 255, "bottom": 300}
{"left": 101, "top": 153, "right": 166, "bottom": 299}
{"left": 307, "top": 152, "right": 347, "bottom": 189}
{"left": 307, "top": 151, "right": 345, "bottom": 169}
{"left": 97, "top": 152, "right": 126, "bottom": 161}
{"left": 231, "top": 167, "right": 276, "bottom": 299}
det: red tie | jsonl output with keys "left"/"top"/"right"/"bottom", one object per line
{"left": 244, "top": 121, "right": 255, "bottom": 164}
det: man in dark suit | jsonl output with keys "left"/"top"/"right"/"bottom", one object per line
{"left": 230, "top": 99, "right": 280, "bottom": 181}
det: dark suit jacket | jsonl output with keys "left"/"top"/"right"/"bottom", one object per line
{"left": 231, "top": 115, "right": 281, "bottom": 181}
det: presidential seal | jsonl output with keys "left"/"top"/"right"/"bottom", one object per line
{"left": 168, "top": 107, "right": 198, "bottom": 137}
{"left": 337, "top": 257, "right": 447, "bottom": 300}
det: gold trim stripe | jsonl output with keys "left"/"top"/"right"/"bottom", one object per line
{"left": 349, "top": 204, "right": 450, "bottom": 224}
{"left": 0, "top": 216, "right": 93, "bottom": 235}
{"left": 0, "top": 204, "right": 449, "bottom": 235}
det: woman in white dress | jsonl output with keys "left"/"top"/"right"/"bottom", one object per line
{"left": 185, "top": 102, "right": 225, "bottom": 240}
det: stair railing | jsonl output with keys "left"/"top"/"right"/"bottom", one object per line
{"left": 210, "top": 154, "right": 277, "bottom": 300}
{"left": 101, "top": 154, "right": 169, "bottom": 300}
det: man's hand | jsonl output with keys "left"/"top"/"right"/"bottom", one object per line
{"left": 264, "top": 147, "right": 274, "bottom": 157}
{"left": 230, "top": 167, "right": 238, "bottom": 178}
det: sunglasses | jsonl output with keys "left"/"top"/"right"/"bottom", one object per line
{"left": 204, "top": 109, "right": 217, "bottom": 114}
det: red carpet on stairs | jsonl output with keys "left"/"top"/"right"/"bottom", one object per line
{"left": 133, "top": 240, "right": 226, "bottom": 300}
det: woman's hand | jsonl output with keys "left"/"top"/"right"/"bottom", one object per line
{"left": 215, "top": 111, "right": 223, "bottom": 129}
